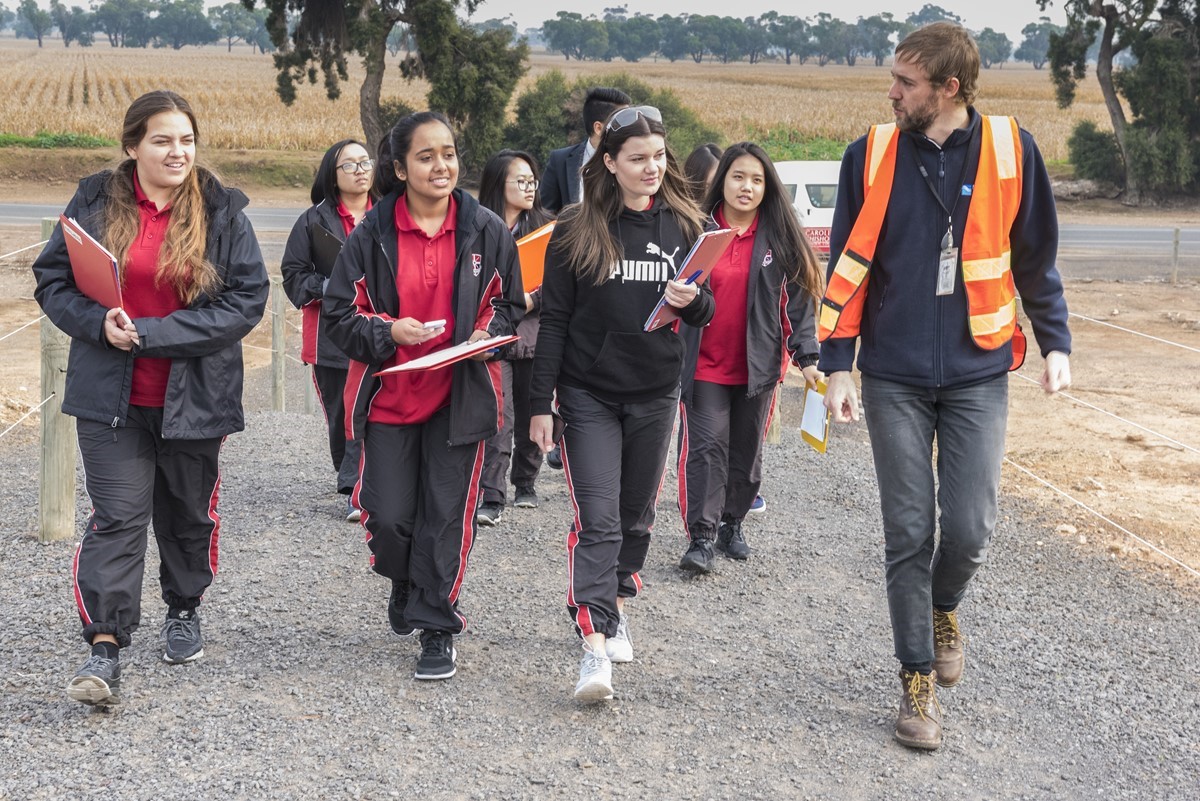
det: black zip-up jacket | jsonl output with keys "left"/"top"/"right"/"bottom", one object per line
{"left": 680, "top": 209, "right": 819, "bottom": 404}
{"left": 818, "top": 109, "right": 1071, "bottom": 387}
{"left": 530, "top": 202, "right": 715, "bottom": 415}
{"left": 32, "top": 166, "right": 269, "bottom": 439}
{"left": 321, "top": 188, "right": 524, "bottom": 446}
{"left": 280, "top": 200, "right": 352, "bottom": 368}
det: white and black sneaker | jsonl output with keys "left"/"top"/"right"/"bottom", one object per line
{"left": 414, "top": 630, "right": 457, "bottom": 680}
{"left": 476, "top": 502, "right": 503, "bottom": 527}
{"left": 606, "top": 614, "right": 633, "bottom": 663}
{"left": 513, "top": 486, "right": 539, "bottom": 509}
{"left": 574, "top": 646, "right": 613, "bottom": 702}
{"left": 66, "top": 653, "right": 121, "bottom": 706}
{"left": 162, "top": 609, "right": 204, "bottom": 664}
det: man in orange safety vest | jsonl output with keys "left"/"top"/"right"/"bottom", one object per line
{"left": 818, "top": 23, "right": 1073, "bottom": 751}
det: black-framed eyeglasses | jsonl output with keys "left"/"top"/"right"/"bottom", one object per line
{"left": 605, "top": 105, "right": 663, "bottom": 133}
{"left": 337, "top": 159, "right": 375, "bottom": 174}
{"left": 507, "top": 178, "right": 539, "bottom": 191}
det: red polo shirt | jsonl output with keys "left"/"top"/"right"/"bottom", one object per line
{"left": 696, "top": 204, "right": 756, "bottom": 385}
{"left": 125, "top": 171, "right": 186, "bottom": 407}
{"left": 368, "top": 194, "right": 458, "bottom": 426}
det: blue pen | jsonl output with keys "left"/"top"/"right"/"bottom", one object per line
{"left": 681, "top": 269, "right": 702, "bottom": 285}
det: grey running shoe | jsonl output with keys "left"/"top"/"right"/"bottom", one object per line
{"left": 606, "top": 614, "right": 633, "bottom": 663}
{"left": 574, "top": 647, "right": 613, "bottom": 702}
{"left": 66, "top": 654, "right": 121, "bottom": 706}
{"left": 716, "top": 520, "right": 752, "bottom": 560}
{"left": 162, "top": 610, "right": 204, "bottom": 664}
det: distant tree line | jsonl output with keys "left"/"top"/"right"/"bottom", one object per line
{"left": 2, "top": 0, "right": 275, "bottom": 51}
{"left": 530, "top": 5, "right": 1063, "bottom": 70}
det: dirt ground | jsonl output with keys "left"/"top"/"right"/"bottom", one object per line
{"left": 3, "top": 189, "right": 1198, "bottom": 582}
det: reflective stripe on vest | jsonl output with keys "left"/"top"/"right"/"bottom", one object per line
{"left": 818, "top": 116, "right": 1024, "bottom": 360}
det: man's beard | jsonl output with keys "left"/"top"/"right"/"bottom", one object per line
{"left": 895, "top": 95, "right": 939, "bottom": 133}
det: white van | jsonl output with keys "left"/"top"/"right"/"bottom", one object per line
{"left": 773, "top": 160, "right": 840, "bottom": 256}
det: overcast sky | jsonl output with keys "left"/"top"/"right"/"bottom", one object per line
{"left": 468, "top": 1, "right": 1067, "bottom": 45}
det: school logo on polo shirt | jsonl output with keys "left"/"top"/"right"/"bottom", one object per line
{"left": 763, "top": 249, "right": 773, "bottom": 267}
{"left": 471, "top": 253, "right": 482, "bottom": 276}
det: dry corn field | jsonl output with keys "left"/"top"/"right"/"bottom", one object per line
{"left": 0, "top": 40, "right": 1113, "bottom": 162}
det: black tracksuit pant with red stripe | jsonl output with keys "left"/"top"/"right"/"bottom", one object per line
{"left": 312, "top": 364, "right": 362, "bottom": 495}
{"left": 74, "top": 406, "right": 223, "bottom": 648}
{"left": 558, "top": 384, "right": 677, "bottom": 640}
{"left": 356, "top": 406, "right": 482, "bottom": 634}
{"left": 678, "top": 381, "right": 774, "bottom": 540}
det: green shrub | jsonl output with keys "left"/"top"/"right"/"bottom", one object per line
{"left": 504, "top": 70, "right": 722, "bottom": 168}
{"left": 0, "top": 131, "right": 117, "bottom": 149}
{"left": 747, "top": 128, "right": 848, "bottom": 162}
{"left": 1066, "top": 120, "right": 1124, "bottom": 186}
{"left": 503, "top": 71, "right": 572, "bottom": 169}
{"left": 1124, "top": 124, "right": 1196, "bottom": 194}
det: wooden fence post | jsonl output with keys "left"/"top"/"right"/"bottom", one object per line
{"left": 304, "top": 366, "right": 316, "bottom": 414}
{"left": 40, "top": 217, "right": 76, "bottom": 543}
{"left": 766, "top": 384, "right": 783, "bottom": 445}
{"left": 271, "top": 275, "right": 285, "bottom": 412}
{"left": 1171, "top": 227, "right": 1181, "bottom": 285}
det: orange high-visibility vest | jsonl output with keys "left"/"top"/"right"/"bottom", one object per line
{"left": 818, "top": 116, "right": 1027, "bottom": 368}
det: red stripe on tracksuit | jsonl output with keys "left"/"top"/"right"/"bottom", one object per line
{"left": 560, "top": 440, "right": 596, "bottom": 638}
{"left": 449, "top": 441, "right": 486, "bottom": 617}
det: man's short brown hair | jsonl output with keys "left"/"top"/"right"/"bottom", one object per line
{"left": 894, "top": 22, "right": 980, "bottom": 106}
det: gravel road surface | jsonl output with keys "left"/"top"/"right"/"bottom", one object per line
{"left": 1, "top": 365, "right": 1196, "bottom": 800}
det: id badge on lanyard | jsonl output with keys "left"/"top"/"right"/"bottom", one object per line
{"left": 937, "top": 222, "right": 957, "bottom": 296}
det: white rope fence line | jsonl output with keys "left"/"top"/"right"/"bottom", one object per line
{"left": 1003, "top": 456, "right": 1200, "bottom": 579}
{"left": 0, "top": 240, "right": 48, "bottom": 261}
{"left": 0, "top": 315, "right": 45, "bottom": 344}
{"left": 1067, "top": 311, "right": 1200, "bottom": 355}
{"left": 1011, "top": 372, "right": 1200, "bottom": 456}
{"left": 0, "top": 394, "right": 55, "bottom": 442}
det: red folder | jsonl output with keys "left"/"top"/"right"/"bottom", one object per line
{"left": 516, "top": 221, "right": 555, "bottom": 291}
{"left": 374, "top": 334, "right": 519, "bottom": 375}
{"left": 643, "top": 228, "right": 736, "bottom": 332}
{"left": 59, "top": 214, "right": 123, "bottom": 310}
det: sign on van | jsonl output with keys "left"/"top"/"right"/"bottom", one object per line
{"left": 774, "top": 160, "right": 840, "bottom": 256}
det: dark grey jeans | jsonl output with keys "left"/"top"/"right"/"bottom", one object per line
{"left": 861, "top": 373, "right": 1008, "bottom": 668}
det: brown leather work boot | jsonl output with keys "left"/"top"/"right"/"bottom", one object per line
{"left": 933, "top": 609, "right": 965, "bottom": 687}
{"left": 894, "top": 669, "right": 943, "bottom": 750}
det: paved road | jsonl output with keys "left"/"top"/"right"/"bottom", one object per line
{"left": 3, "top": 203, "right": 1198, "bottom": 281}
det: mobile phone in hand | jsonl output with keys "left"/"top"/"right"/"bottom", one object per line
{"left": 422, "top": 319, "right": 446, "bottom": 330}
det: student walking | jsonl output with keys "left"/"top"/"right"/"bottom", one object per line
{"left": 32, "top": 90, "right": 269, "bottom": 706}
{"left": 280, "top": 139, "right": 379, "bottom": 521}
{"left": 530, "top": 106, "right": 714, "bottom": 702}
{"left": 820, "top": 24, "right": 1072, "bottom": 749}
{"left": 475, "top": 150, "right": 555, "bottom": 526}
{"left": 322, "top": 112, "right": 523, "bottom": 681}
{"left": 676, "top": 142, "right": 824, "bottom": 574}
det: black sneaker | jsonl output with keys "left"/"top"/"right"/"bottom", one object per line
{"left": 476, "top": 502, "right": 503, "bottom": 527}
{"left": 66, "top": 654, "right": 121, "bottom": 706}
{"left": 414, "top": 630, "right": 457, "bottom": 680}
{"left": 513, "top": 486, "right": 539, "bottom": 509}
{"left": 388, "top": 580, "right": 415, "bottom": 637}
{"left": 162, "top": 609, "right": 204, "bottom": 664}
{"left": 679, "top": 538, "right": 715, "bottom": 574}
{"left": 546, "top": 445, "right": 563, "bottom": 470}
{"left": 716, "top": 520, "right": 752, "bottom": 560}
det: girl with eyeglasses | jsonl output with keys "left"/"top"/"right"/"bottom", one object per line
{"left": 529, "top": 105, "right": 714, "bottom": 702}
{"left": 676, "top": 142, "right": 824, "bottom": 574}
{"left": 474, "top": 150, "right": 555, "bottom": 525}
{"left": 321, "top": 112, "right": 524, "bottom": 682}
{"left": 32, "top": 90, "right": 269, "bottom": 706}
{"left": 281, "top": 140, "right": 379, "bottom": 522}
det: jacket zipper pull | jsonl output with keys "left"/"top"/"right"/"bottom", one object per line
{"left": 938, "top": 151, "right": 945, "bottom": 180}
{"left": 111, "top": 417, "right": 119, "bottom": 428}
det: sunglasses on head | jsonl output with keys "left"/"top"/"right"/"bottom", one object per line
{"left": 605, "top": 105, "right": 663, "bottom": 133}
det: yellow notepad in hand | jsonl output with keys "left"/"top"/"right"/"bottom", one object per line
{"left": 800, "top": 379, "right": 831, "bottom": 453}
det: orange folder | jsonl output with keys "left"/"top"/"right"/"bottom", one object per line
{"left": 515, "top": 221, "right": 556, "bottom": 290}
{"left": 59, "top": 214, "right": 123, "bottom": 310}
